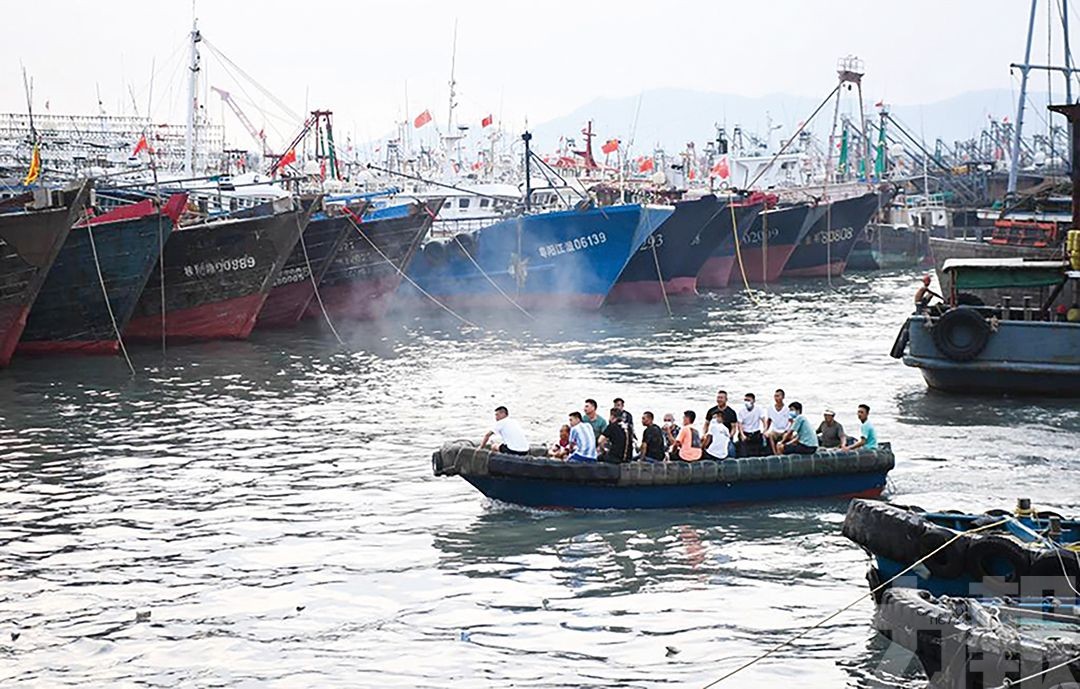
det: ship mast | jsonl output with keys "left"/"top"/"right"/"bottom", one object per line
{"left": 184, "top": 18, "right": 202, "bottom": 177}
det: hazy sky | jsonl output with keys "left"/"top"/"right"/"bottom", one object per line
{"left": 2, "top": 0, "right": 1071, "bottom": 149}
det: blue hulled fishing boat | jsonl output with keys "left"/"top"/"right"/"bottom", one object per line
{"left": 433, "top": 441, "right": 894, "bottom": 510}
{"left": 782, "top": 189, "right": 888, "bottom": 278}
{"left": 405, "top": 203, "right": 672, "bottom": 310}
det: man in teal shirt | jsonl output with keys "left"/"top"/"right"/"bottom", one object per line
{"left": 779, "top": 401, "right": 818, "bottom": 455}
{"left": 845, "top": 404, "right": 878, "bottom": 451}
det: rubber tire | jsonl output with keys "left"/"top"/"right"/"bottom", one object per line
{"left": 931, "top": 307, "right": 992, "bottom": 361}
{"left": 919, "top": 524, "right": 969, "bottom": 579}
{"left": 956, "top": 292, "right": 985, "bottom": 307}
{"left": 423, "top": 240, "right": 447, "bottom": 264}
{"left": 966, "top": 535, "right": 1031, "bottom": 593}
{"left": 453, "top": 233, "right": 476, "bottom": 257}
{"left": 889, "top": 321, "right": 910, "bottom": 359}
{"left": 1028, "top": 550, "right": 1080, "bottom": 594}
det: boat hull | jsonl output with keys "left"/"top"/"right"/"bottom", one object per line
{"left": 18, "top": 198, "right": 182, "bottom": 354}
{"left": 257, "top": 212, "right": 352, "bottom": 328}
{"left": 734, "top": 203, "right": 816, "bottom": 283}
{"left": 695, "top": 203, "right": 763, "bottom": 288}
{"left": 463, "top": 473, "right": 885, "bottom": 510}
{"left": 0, "top": 188, "right": 86, "bottom": 366}
{"left": 126, "top": 211, "right": 301, "bottom": 341}
{"left": 405, "top": 204, "right": 672, "bottom": 310}
{"left": 607, "top": 196, "right": 724, "bottom": 303}
{"left": 782, "top": 191, "right": 884, "bottom": 278}
{"left": 311, "top": 200, "right": 437, "bottom": 321}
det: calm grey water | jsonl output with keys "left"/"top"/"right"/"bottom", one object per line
{"left": 1, "top": 269, "right": 1077, "bottom": 688}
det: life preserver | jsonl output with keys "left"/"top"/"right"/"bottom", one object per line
{"left": 889, "top": 321, "right": 910, "bottom": 359}
{"left": 931, "top": 307, "right": 992, "bottom": 361}
{"left": 965, "top": 535, "right": 1030, "bottom": 593}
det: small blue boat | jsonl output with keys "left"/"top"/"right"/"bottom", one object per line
{"left": 433, "top": 441, "right": 894, "bottom": 510}
{"left": 843, "top": 499, "right": 1080, "bottom": 599}
{"left": 404, "top": 204, "right": 672, "bottom": 310}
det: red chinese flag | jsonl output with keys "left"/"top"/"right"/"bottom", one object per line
{"left": 638, "top": 158, "right": 654, "bottom": 173}
{"left": 710, "top": 155, "right": 729, "bottom": 179}
{"left": 481, "top": 114, "right": 493, "bottom": 128}
{"left": 414, "top": 109, "right": 433, "bottom": 128}
{"left": 601, "top": 138, "right": 618, "bottom": 155}
{"left": 275, "top": 148, "right": 297, "bottom": 173}
{"left": 133, "top": 135, "right": 149, "bottom": 155}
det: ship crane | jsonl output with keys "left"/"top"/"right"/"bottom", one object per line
{"left": 211, "top": 86, "right": 271, "bottom": 157}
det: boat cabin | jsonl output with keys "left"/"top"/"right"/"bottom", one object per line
{"left": 941, "top": 257, "right": 1078, "bottom": 319}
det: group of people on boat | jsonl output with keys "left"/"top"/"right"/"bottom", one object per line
{"left": 479, "top": 390, "right": 878, "bottom": 463}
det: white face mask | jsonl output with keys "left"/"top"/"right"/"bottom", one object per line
{"left": 744, "top": 401, "right": 754, "bottom": 410}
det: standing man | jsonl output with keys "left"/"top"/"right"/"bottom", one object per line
{"left": 598, "top": 407, "right": 631, "bottom": 464}
{"left": 638, "top": 411, "right": 666, "bottom": 462}
{"left": 816, "top": 408, "right": 847, "bottom": 449}
{"left": 480, "top": 406, "right": 530, "bottom": 456}
{"left": 778, "top": 401, "right": 818, "bottom": 456}
{"left": 705, "top": 390, "right": 738, "bottom": 457}
{"left": 764, "top": 388, "right": 791, "bottom": 455}
{"left": 567, "top": 411, "right": 598, "bottom": 462}
{"left": 845, "top": 404, "right": 878, "bottom": 451}
{"left": 735, "top": 392, "right": 767, "bottom": 457}
{"left": 584, "top": 399, "right": 608, "bottom": 440}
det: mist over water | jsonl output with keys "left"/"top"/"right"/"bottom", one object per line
{"left": 1, "top": 268, "right": 1077, "bottom": 687}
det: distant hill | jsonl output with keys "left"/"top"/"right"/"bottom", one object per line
{"left": 527, "top": 88, "right": 1057, "bottom": 154}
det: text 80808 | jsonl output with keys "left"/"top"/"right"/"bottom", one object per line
{"left": 538, "top": 232, "right": 607, "bottom": 259}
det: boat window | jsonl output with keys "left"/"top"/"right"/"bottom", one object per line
{"left": 480, "top": 198, "right": 490, "bottom": 208}
{"left": 443, "top": 200, "right": 451, "bottom": 209}
{"left": 459, "top": 198, "right": 470, "bottom": 209}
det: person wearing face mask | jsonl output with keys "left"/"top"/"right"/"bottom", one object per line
{"left": 777, "top": 401, "right": 818, "bottom": 456}
{"left": 735, "top": 392, "right": 767, "bottom": 457}
{"left": 705, "top": 390, "right": 738, "bottom": 457}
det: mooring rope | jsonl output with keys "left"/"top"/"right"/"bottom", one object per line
{"left": 649, "top": 237, "right": 672, "bottom": 317}
{"left": 699, "top": 517, "right": 1011, "bottom": 688}
{"left": 729, "top": 201, "right": 761, "bottom": 307}
{"left": 451, "top": 234, "right": 535, "bottom": 320}
{"left": 760, "top": 205, "right": 769, "bottom": 288}
{"left": 987, "top": 652, "right": 1080, "bottom": 688}
{"left": 84, "top": 220, "right": 136, "bottom": 376}
{"left": 340, "top": 210, "right": 478, "bottom": 329}
{"left": 297, "top": 209, "right": 344, "bottom": 346}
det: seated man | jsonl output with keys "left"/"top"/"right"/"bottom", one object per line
{"left": 480, "top": 405, "right": 529, "bottom": 456}
{"left": 661, "top": 413, "right": 679, "bottom": 451}
{"left": 638, "top": 411, "right": 667, "bottom": 462}
{"left": 764, "top": 388, "right": 791, "bottom": 454}
{"left": 702, "top": 408, "right": 730, "bottom": 460}
{"left": 816, "top": 408, "right": 846, "bottom": 449}
{"left": 598, "top": 407, "right": 632, "bottom": 464}
{"left": 844, "top": 404, "right": 878, "bottom": 451}
{"left": 583, "top": 398, "right": 608, "bottom": 440}
{"left": 669, "top": 410, "right": 703, "bottom": 462}
{"left": 735, "top": 392, "right": 767, "bottom": 457}
{"left": 778, "top": 401, "right": 818, "bottom": 456}
{"left": 566, "top": 411, "right": 597, "bottom": 462}
{"left": 613, "top": 397, "right": 636, "bottom": 443}
{"left": 551, "top": 424, "right": 572, "bottom": 459}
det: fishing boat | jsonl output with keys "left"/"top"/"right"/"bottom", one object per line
{"left": 693, "top": 198, "right": 769, "bottom": 288}
{"left": 781, "top": 189, "right": 888, "bottom": 278}
{"left": 731, "top": 202, "right": 819, "bottom": 283}
{"left": 432, "top": 440, "right": 894, "bottom": 510}
{"left": 311, "top": 199, "right": 438, "bottom": 321}
{"left": 255, "top": 198, "right": 366, "bottom": 329}
{"left": 17, "top": 194, "right": 187, "bottom": 354}
{"left": 605, "top": 195, "right": 726, "bottom": 302}
{"left": 875, "top": 588, "right": 1080, "bottom": 689}
{"left": 405, "top": 202, "right": 672, "bottom": 310}
{"left": 125, "top": 197, "right": 304, "bottom": 341}
{"left": 892, "top": 257, "right": 1080, "bottom": 396}
{"left": 0, "top": 183, "right": 89, "bottom": 367}
{"left": 843, "top": 499, "right": 1080, "bottom": 599}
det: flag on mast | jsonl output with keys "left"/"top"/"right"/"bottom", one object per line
{"left": 601, "top": 139, "right": 619, "bottom": 155}
{"left": 23, "top": 144, "right": 41, "bottom": 185}
{"left": 481, "top": 114, "right": 493, "bottom": 128}
{"left": 414, "top": 110, "right": 433, "bottom": 128}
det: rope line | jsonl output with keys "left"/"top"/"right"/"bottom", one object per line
{"left": 728, "top": 201, "right": 760, "bottom": 306}
{"left": 649, "top": 238, "right": 672, "bottom": 317}
{"left": 987, "top": 651, "right": 1080, "bottom": 688}
{"left": 745, "top": 84, "right": 841, "bottom": 191}
{"left": 341, "top": 211, "right": 478, "bottom": 329}
{"left": 451, "top": 235, "right": 535, "bottom": 319}
{"left": 85, "top": 221, "right": 136, "bottom": 376}
{"left": 699, "top": 517, "right": 1011, "bottom": 688}
{"left": 298, "top": 209, "right": 344, "bottom": 346}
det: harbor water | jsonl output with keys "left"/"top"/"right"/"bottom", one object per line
{"left": 1, "top": 269, "right": 1077, "bottom": 688}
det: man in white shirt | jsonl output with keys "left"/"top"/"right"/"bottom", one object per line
{"left": 764, "top": 388, "right": 791, "bottom": 455}
{"left": 702, "top": 413, "right": 730, "bottom": 460}
{"left": 566, "top": 411, "right": 597, "bottom": 462}
{"left": 736, "top": 392, "right": 768, "bottom": 457}
{"left": 480, "top": 406, "right": 530, "bottom": 456}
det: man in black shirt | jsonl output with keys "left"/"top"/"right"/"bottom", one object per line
{"left": 613, "top": 397, "right": 635, "bottom": 441}
{"left": 638, "top": 411, "right": 666, "bottom": 461}
{"left": 598, "top": 407, "right": 631, "bottom": 463}
{"left": 705, "top": 390, "right": 737, "bottom": 457}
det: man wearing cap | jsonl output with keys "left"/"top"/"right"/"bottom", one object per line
{"left": 816, "top": 408, "right": 846, "bottom": 449}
